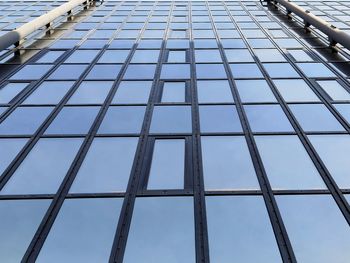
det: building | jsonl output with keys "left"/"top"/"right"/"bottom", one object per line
{"left": 1, "top": 0, "right": 350, "bottom": 262}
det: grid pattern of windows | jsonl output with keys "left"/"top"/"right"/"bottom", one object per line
{"left": 1, "top": 0, "right": 350, "bottom": 262}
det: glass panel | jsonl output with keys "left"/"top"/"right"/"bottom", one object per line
{"left": 244, "top": 105, "right": 294, "bottom": 132}
{"left": 23, "top": 82, "right": 73, "bottom": 105}
{"left": 196, "top": 64, "right": 227, "bottom": 79}
{"left": 236, "top": 79, "right": 276, "bottom": 103}
{"left": 150, "top": 106, "right": 192, "bottom": 133}
{"left": 197, "top": 80, "right": 234, "bottom": 103}
{"left": 230, "top": 63, "right": 263, "bottom": 79}
{"left": 10, "top": 65, "right": 53, "bottom": 80}
{"left": 147, "top": 139, "right": 185, "bottom": 190}
{"left": 0, "top": 107, "right": 53, "bottom": 135}
{"left": 85, "top": 65, "right": 122, "bottom": 80}
{"left": 255, "top": 135, "right": 325, "bottom": 190}
{"left": 98, "top": 106, "right": 146, "bottom": 134}
{"left": 201, "top": 136, "right": 259, "bottom": 190}
{"left": 206, "top": 196, "right": 282, "bottom": 263}
{"left": 131, "top": 50, "right": 160, "bottom": 63}
{"left": 70, "top": 137, "right": 138, "bottom": 193}
{"left": 112, "top": 81, "right": 152, "bottom": 104}
{"left": 225, "top": 49, "right": 254, "bottom": 63}
{"left": 273, "top": 79, "right": 319, "bottom": 102}
{"left": 309, "top": 135, "right": 350, "bottom": 189}
{"left": 68, "top": 81, "right": 112, "bottom": 104}
{"left": 1, "top": 138, "right": 83, "bottom": 195}
{"left": 65, "top": 50, "right": 99, "bottom": 63}
{"left": 317, "top": 80, "right": 350, "bottom": 101}
{"left": 289, "top": 104, "right": 345, "bottom": 132}
{"left": 123, "top": 197, "right": 195, "bottom": 263}
{"left": 36, "top": 198, "right": 123, "bottom": 263}
{"left": 98, "top": 50, "right": 130, "bottom": 63}
{"left": 263, "top": 63, "right": 300, "bottom": 78}
{"left": 45, "top": 106, "right": 100, "bottom": 135}
{"left": 168, "top": 50, "right": 186, "bottom": 62}
{"left": 0, "top": 138, "right": 28, "bottom": 176}
{"left": 37, "top": 51, "right": 65, "bottom": 63}
{"left": 296, "top": 63, "right": 336, "bottom": 78}
{"left": 0, "top": 199, "right": 51, "bottom": 263}
{"left": 199, "top": 105, "right": 242, "bottom": 133}
{"left": 123, "top": 64, "right": 156, "bottom": 80}
{"left": 48, "top": 65, "right": 88, "bottom": 80}
{"left": 160, "top": 64, "right": 191, "bottom": 79}
{"left": 277, "top": 195, "right": 350, "bottom": 263}
{"left": 334, "top": 104, "right": 350, "bottom": 123}
{"left": 161, "top": 82, "right": 186, "bottom": 102}
{"left": 0, "top": 83, "right": 28, "bottom": 104}
{"left": 195, "top": 49, "right": 222, "bottom": 62}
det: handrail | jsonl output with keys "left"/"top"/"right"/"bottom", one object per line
{"left": 0, "top": 0, "right": 92, "bottom": 52}
{"left": 266, "top": 0, "right": 350, "bottom": 50}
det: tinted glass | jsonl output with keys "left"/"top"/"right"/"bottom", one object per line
{"left": 236, "top": 79, "right": 276, "bottom": 103}
{"left": 0, "top": 83, "right": 28, "bottom": 104}
{"left": 273, "top": 79, "right": 319, "bottom": 102}
{"left": 0, "top": 139, "right": 28, "bottom": 176}
{"left": 197, "top": 80, "right": 234, "bottom": 103}
{"left": 68, "top": 81, "right": 112, "bottom": 104}
{"left": 161, "top": 82, "right": 186, "bottom": 102}
{"left": 160, "top": 64, "right": 191, "bottom": 79}
{"left": 112, "top": 81, "right": 152, "bottom": 104}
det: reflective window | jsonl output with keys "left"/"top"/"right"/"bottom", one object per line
{"left": 160, "top": 64, "right": 191, "bottom": 79}
{"left": 68, "top": 81, "right": 112, "bottom": 104}
{"left": 201, "top": 136, "right": 259, "bottom": 190}
{"left": 273, "top": 79, "right": 319, "bottom": 102}
{"left": 1, "top": 138, "right": 83, "bottom": 195}
{"left": 70, "top": 137, "right": 138, "bottom": 193}
{"left": 112, "top": 81, "right": 152, "bottom": 104}
{"left": 65, "top": 50, "right": 99, "bottom": 63}
{"left": 254, "top": 49, "right": 286, "bottom": 62}
{"left": 0, "top": 199, "right": 51, "bottom": 263}
{"left": 123, "top": 64, "right": 156, "bottom": 80}
{"left": 244, "top": 105, "right": 294, "bottom": 132}
{"left": 23, "top": 82, "right": 73, "bottom": 105}
{"left": 195, "top": 49, "right": 222, "bottom": 62}
{"left": 230, "top": 63, "right": 263, "bottom": 79}
{"left": 225, "top": 49, "right": 254, "bottom": 63}
{"left": 289, "top": 104, "right": 345, "bottom": 132}
{"left": 45, "top": 106, "right": 100, "bottom": 135}
{"left": 161, "top": 82, "right": 186, "bottom": 102}
{"left": 0, "top": 107, "right": 53, "bottom": 135}
{"left": 98, "top": 50, "right": 130, "bottom": 63}
{"left": 150, "top": 106, "right": 192, "bottom": 133}
{"left": 277, "top": 195, "right": 350, "bottom": 263}
{"left": 98, "top": 106, "right": 146, "bottom": 134}
{"left": 85, "top": 65, "right": 122, "bottom": 80}
{"left": 36, "top": 198, "right": 123, "bottom": 263}
{"left": 196, "top": 64, "right": 227, "bottom": 79}
{"left": 199, "top": 105, "right": 242, "bottom": 133}
{"left": 309, "top": 135, "right": 350, "bottom": 189}
{"left": 11, "top": 65, "right": 53, "bottom": 80}
{"left": 168, "top": 50, "right": 187, "bottom": 62}
{"left": 48, "top": 65, "right": 88, "bottom": 80}
{"left": 147, "top": 139, "right": 185, "bottom": 190}
{"left": 255, "top": 135, "right": 325, "bottom": 190}
{"left": 37, "top": 51, "right": 65, "bottom": 63}
{"left": 197, "top": 80, "right": 234, "bottom": 103}
{"left": 334, "top": 104, "right": 350, "bottom": 123}
{"left": 236, "top": 79, "right": 276, "bottom": 103}
{"left": 296, "top": 63, "right": 336, "bottom": 78}
{"left": 131, "top": 50, "right": 160, "bottom": 63}
{"left": 206, "top": 196, "right": 282, "bottom": 263}
{"left": 0, "top": 138, "right": 28, "bottom": 177}
{"left": 0, "top": 83, "right": 28, "bottom": 104}
{"left": 263, "top": 63, "right": 300, "bottom": 78}
{"left": 317, "top": 80, "right": 350, "bottom": 101}
{"left": 123, "top": 197, "right": 195, "bottom": 263}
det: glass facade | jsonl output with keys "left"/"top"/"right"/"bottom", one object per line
{"left": 1, "top": 0, "right": 350, "bottom": 262}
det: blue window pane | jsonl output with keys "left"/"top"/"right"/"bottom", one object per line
{"left": 244, "top": 105, "right": 294, "bottom": 132}
{"left": 123, "top": 64, "right": 156, "bottom": 80}
{"left": 85, "top": 65, "right": 122, "bottom": 80}
{"left": 23, "top": 81, "right": 73, "bottom": 105}
{"left": 150, "top": 106, "right": 192, "bottom": 134}
{"left": 65, "top": 50, "right": 99, "bottom": 63}
{"left": 160, "top": 64, "right": 191, "bottom": 79}
{"left": 296, "top": 63, "right": 336, "bottom": 78}
{"left": 197, "top": 80, "right": 234, "bottom": 103}
{"left": 147, "top": 139, "right": 185, "bottom": 190}
{"left": 0, "top": 83, "right": 28, "bottom": 104}
{"left": 195, "top": 50, "right": 222, "bottom": 62}
{"left": 1, "top": 138, "right": 83, "bottom": 195}
{"left": 309, "top": 135, "right": 350, "bottom": 189}
{"left": 225, "top": 49, "right": 254, "bottom": 63}
{"left": 199, "top": 105, "right": 242, "bottom": 133}
{"left": 0, "top": 107, "right": 53, "bottom": 135}
{"left": 98, "top": 106, "right": 146, "bottom": 134}
{"left": 263, "top": 63, "right": 300, "bottom": 78}
{"left": 48, "top": 65, "right": 88, "bottom": 80}
{"left": 45, "top": 106, "right": 100, "bottom": 135}
{"left": 206, "top": 196, "right": 282, "bottom": 263}
{"left": 196, "top": 64, "right": 227, "bottom": 79}
{"left": 123, "top": 197, "right": 195, "bottom": 263}
{"left": 277, "top": 195, "right": 350, "bottom": 263}
{"left": 68, "top": 81, "right": 113, "bottom": 104}
{"left": 0, "top": 199, "right": 51, "bottom": 263}
{"left": 255, "top": 135, "right": 325, "bottom": 190}
{"left": 236, "top": 79, "right": 276, "bottom": 103}
{"left": 36, "top": 198, "right": 123, "bottom": 263}
{"left": 273, "top": 79, "right": 319, "bottom": 102}
{"left": 289, "top": 104, "right": 345, "bottom": 132}
{"left": 334, "top": 104, "right": 350, "bottom": 123}
{"left": 161, "top": 82, "right": 186, "bottom": 102}
{"left": 10, "top": 65, "right": 53, "bottom": 80}
{"left": 201, "top": 136, "right": 259, "bottom": 190}
{"left": 131, "top": 50, "right": 160, "bottom": 63}
{"left": 70, "top": 137, "right": 138, "bottom": 193}
{"left": 230, "top": 63, "right": 263, "bottom": 79}
{"left": 0, "top": 138, "right": 28, "bottom": 177}
{"left": 112, "top": 81, "right": 152, "bottom": 104}
{"left": 317, "top": 80, "right": 350, "bottom": 101}
{"left": 37, "top": 51, "right": 65, "bottom": 63}
{"left": 98, "top": 50, "right": 130, "bottom": 63}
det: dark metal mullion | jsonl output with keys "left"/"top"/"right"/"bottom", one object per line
{"left": 211, "top": 3, "right": 296, "bottom": 263}
{"left": 109, "top": 2, "right": 174, "bottom": 262}
{"left": 189, "top": 3, "right": 210, "bottom": 263}
{"left": 239, "top": 2, "right": 350, "bottom": 227}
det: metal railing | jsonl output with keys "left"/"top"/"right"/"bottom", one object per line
{"left": 0, "top": 0, "right": 93, "bottom": 52}
{"left": 265, "top": 0, "right": 350, "bottom": 50}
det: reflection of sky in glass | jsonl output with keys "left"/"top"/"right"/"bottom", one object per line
{"left": 0, "top": 138, "right": 28, "bottom": 177}
{"left": 123, "top": 197, "right": 195, "bottom": 263}
{"left": 277, "top": 195, "right": 350, "bottom": 263}
{"left": 206, "top": 196, "right": 282, "bottom": 263}
{"left": 37, "top": 198, "right": 122, "bottom": 263}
